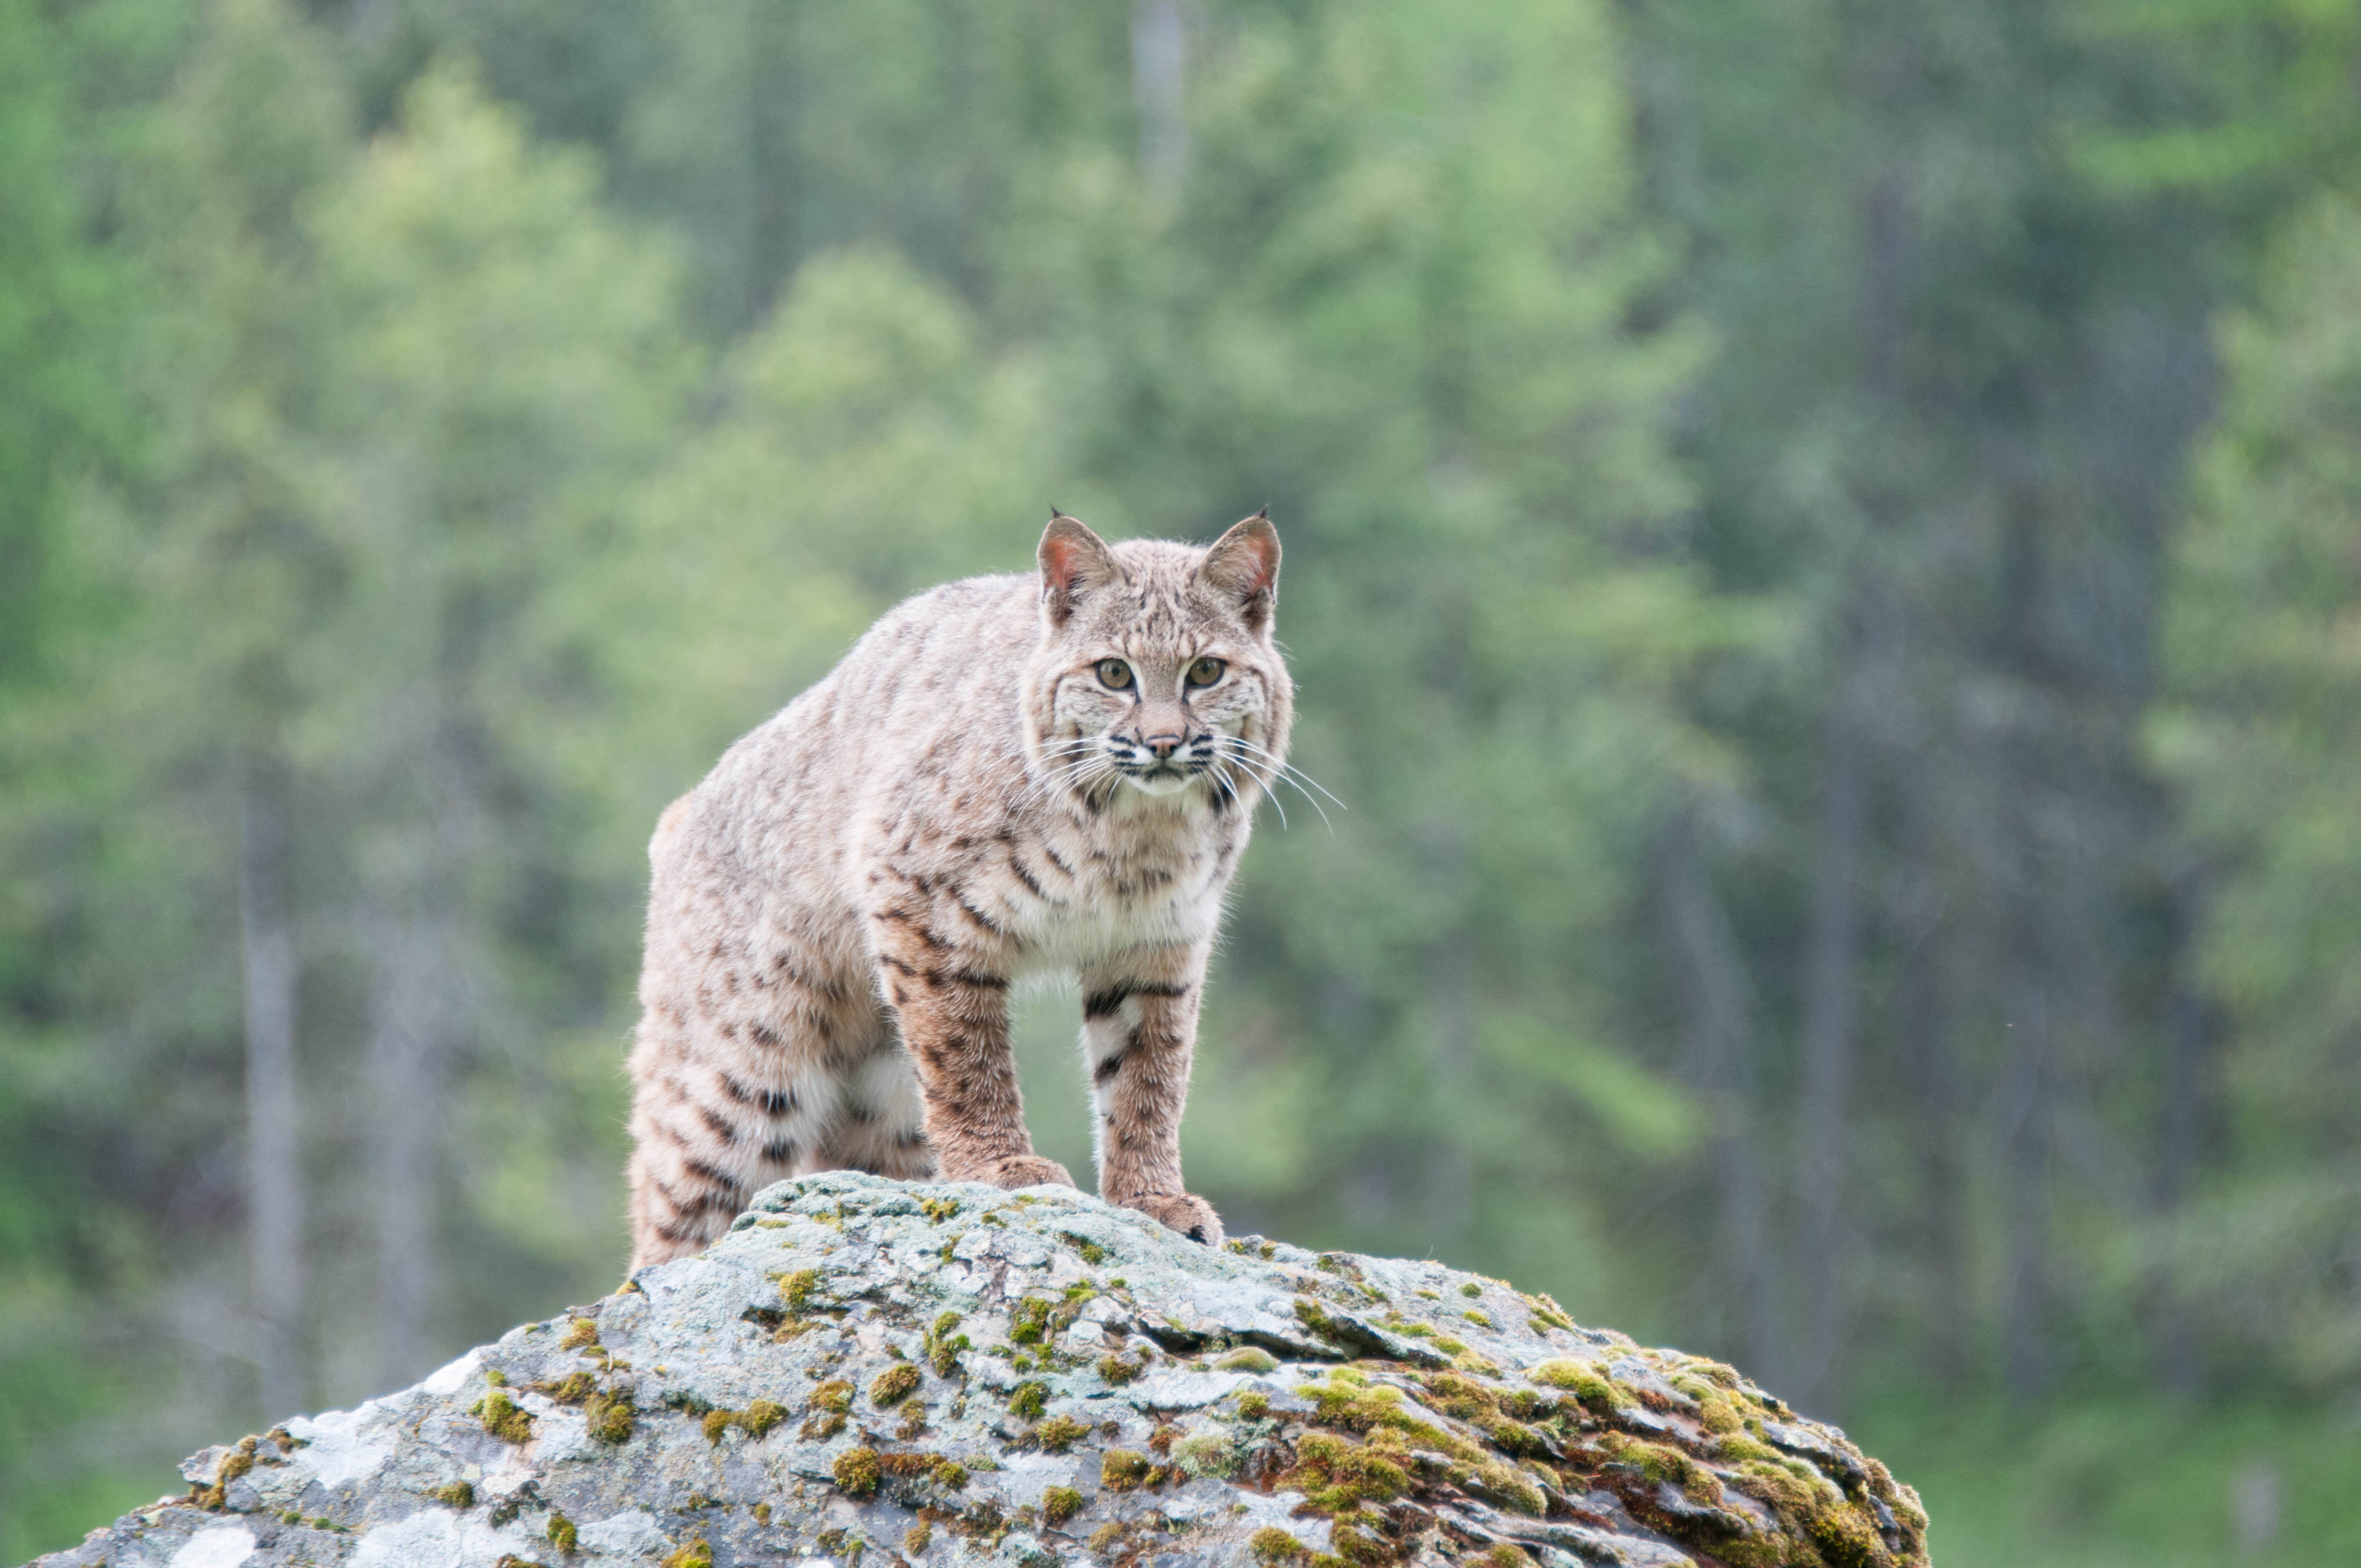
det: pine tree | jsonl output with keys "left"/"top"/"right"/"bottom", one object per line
{"left": 1625, "top": 0, "right": 2227, "bottom": 1410}
{"left": 986, "top": 0, "right": 1744, "bottom": 1315}
{"left": 299, "top": 58, "right": 694, "bottom": 1392}
{"left": 2150, "top": 192, "right": 2361, "bottom": 1393}
{"left": 0, "top": 0, "right": 353, "bottom": 1536}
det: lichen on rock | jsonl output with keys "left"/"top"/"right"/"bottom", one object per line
{"left": 30, "top": 1172, "right": 1930, "bottom": 1567}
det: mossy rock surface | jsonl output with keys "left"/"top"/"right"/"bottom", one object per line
{"left": 28, "top": 1173, "right": 1930, "bottom": 1567}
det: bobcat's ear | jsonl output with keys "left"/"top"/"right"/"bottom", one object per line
{"left": 1039, "top": 511, "right": 1121, "bottom": 628}
{"left": 1200, "top": 509, "right": 1280, "bottom": 631}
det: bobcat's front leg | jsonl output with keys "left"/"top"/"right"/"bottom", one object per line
{"left": 871, "top": 897, "right": 1072, "bottom": 1191}
{"left": 1080, "top": 943, "right": 1222, "bottom": 1245}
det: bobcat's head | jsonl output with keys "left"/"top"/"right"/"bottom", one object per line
{"left": 1022, "top": 511, "right": 1293, "bottom": 816}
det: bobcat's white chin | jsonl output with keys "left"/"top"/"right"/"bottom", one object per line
{"left": 1121, "top": 771, "right": 1195, "bottom": 797}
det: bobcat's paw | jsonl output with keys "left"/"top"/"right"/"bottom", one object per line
{"left": 1117, "top": 1191, "right": 1224, "bottom": 1246}
{"left": 986, "top": 1153, "right": 1075, "bottom": 1190}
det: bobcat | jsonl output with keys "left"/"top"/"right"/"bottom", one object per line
{"left": 623, "top": 511, "right": 1291, "bottom": 1268}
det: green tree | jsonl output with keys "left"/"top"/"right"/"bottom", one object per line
{"left": 15, "top": 1, "right": 2361, "bottom": 1557}
{"left": 2072, "top": 0, "right": 2361, "bottom": 203}
{"left": 5, "top": 15, "right": 702, "bottom": 1510}
{"left": 2150, "top": 192, "right": 2361, "bottom": 1394}
{"left": 296, "top": 58, "right": 695, "bottom": 1393}
{"left": 986, "top": 0, "right": 1744, "bottom": 1333}
{"left": 0, "top": 0, "right": 140, "bottom": 676}
{"left": 1625, "top": 0, "right": 2229, "bottom": 1413}
{"left": 601, "top": 243, "right": 1063, "bottom": 803}
{"left": 0, "top": 0, "right": 348, "bottom": 1541}
{"left": 617, "top": 0, "right": 1132, "bottom": 336}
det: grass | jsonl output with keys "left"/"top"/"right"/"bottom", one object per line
{"left": 1853, "top": 1394, "right": 2361, "bottom": 1568}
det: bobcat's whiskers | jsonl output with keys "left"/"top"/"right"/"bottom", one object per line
{"left": 1215, "top": 732, "right": 1340, "bottom": 830}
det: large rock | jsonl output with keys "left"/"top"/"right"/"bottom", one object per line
{"left": 34, "top": 1173, "right": 1930, "bottom": 1567}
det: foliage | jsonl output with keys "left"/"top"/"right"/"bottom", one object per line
{"left": 1874, "top": 1394, "right": 2361, "bottom": 1568}
{"left": 2149, "top": 192, "right": 2361, "bottom": 1392}
{"left": 1000, "top": 0, "right": 1734, "bottom": 1294}
{"left": 2, "top": 0, "right": 2360, "bottom": 1559}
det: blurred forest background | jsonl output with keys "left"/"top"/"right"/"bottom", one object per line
{"left": 5, "top": 0, "right": 2361, "bottom": 1559}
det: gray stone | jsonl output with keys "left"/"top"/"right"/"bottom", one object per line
{"left": 30, "top": 1174, "right": 1931, "bottom": 1568}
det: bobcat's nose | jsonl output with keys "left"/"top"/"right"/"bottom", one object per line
{"left": 1142, "top": 732, "right": 1185, "bottom": 760}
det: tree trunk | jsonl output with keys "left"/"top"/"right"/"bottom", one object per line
{"left": 1421, "top": 863, "right": 1477, "bottom": 1259}
{"left": 741, "top": 0, "right": 794, "bottom": 329}
{"left": 1999, "top": 927, "right": 2053, "bottom": 1400}
{"left": 238, "top": 751, "right": 305, "bottom": 1422}
{"left": 1784, "top": 145, "right": 1914, "bottom": 1416}
{"left": 2150, "top": 864, "right": 2215, "bottom": 1396}
{"left": 365, "top": 906, "right": 452, "bottom": 1392}
{"left": 1662, "top": 810, "right": 1777, "bottom": 1376}
{"left": 1791, "top": 634, "right": 1868, "bottom": 1415}
{"left": 1995, "top": 497, "right": 2054, "bottom": 1402}
{"left": 1131, "top": 0, "right": 1191, "bottom": 193}
{"left": 1899, "top": 882, "right": 1967, "bottom": 1389}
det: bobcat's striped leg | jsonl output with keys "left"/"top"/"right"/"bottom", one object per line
{"left": 1078, "top": 942, "right": 1221, "bottom": 1244}
{"left": 625, "top": 1032, "right": 845, "bottom": 1269}
{"left": 624, "top": 917, "right": 881, "bottom": 1269}
{"left": 625, "top": 1141, "right": 735, "bottom": 1268}
{"left": 869, "top": 892, "right": 1071, "bottom": 1190}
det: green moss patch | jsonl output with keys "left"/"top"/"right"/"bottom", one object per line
{"left": 529, "top": 1370, "right": 637, "bottom": 1444}
{"left": 870, "top": 1363, "right": 922, "bottom": 1407}
{"left": 1033, "top": 1415, "right": 1091, "bottom": 1452}
{"left": 799, "top": 1379, "right": 854, "bottom": 1440}
{"left": 924, "top": 1310, "right": 970, "bottom": 1376}
{"left": 698, "top": 1398, "right": 784, "bottom": 1445}
{"left": 1100, "top": 1448, "right": 1155, "bottom": 1490}
{"left": 1279, "top": 1430, "right": 1412, "bottom": 1513}
{"left": 832, "top": 1445, "right": 883, "bottom": 1498}
{"left": 473, "top": 1390, "right": 535, "bottom": 1445}
{"left": 1529, "top": 1357, "right": 1628, "bottom": 1412}
{"left": 583, "top": 1389, "right": 636, "bottom": 1443}
{"left": 1010, "top": 1297, "right": 1054, "bottom": 1345}
{"left": 1172, "top": 1426, "right": 1238, "bottom": 1478}
{"left": 1454, "top": 1458, "right": 1546, "bottom": 1517}
{"left": 1250, "top": 1526, "right": 1310, "bottom": 1564}
{"left": 773, "top": 1268, "right": 821, "bottom": 1310}
{"left": 1607, "top": 1433, "right": 1722, "bottom": 1502}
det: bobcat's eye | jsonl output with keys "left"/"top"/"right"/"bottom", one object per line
{"left": 1096, "top": 659, "right": 1133, "bottom": 690}
{"left": 1186, "top": 656, "right": 1226, "bottom": 689}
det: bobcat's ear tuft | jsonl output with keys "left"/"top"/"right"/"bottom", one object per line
{"left": 1039, "top": 513, "right": 1120, "bottom": 628}
{"left": 1200, "top": 510, "right": 1280, "bottom": 631}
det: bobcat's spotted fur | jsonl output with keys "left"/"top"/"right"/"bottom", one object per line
{"left": 624, "top": 513, "right": 1290, "bottom": 1267}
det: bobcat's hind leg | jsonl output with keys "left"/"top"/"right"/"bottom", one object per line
{"left": 627, "top": 1048, "right": 845, "bottom": 1269}
{"left": 624, "top": 935, "right": 881, "bottom": 1269}
{"left": 806, "top": 1039, "right": 938, "bottom": 1180}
